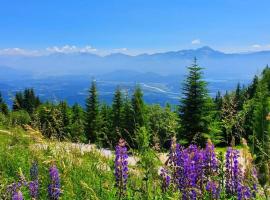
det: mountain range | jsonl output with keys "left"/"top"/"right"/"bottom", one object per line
{"left": 0, "top": 46, "right": 269, "bottom": 106}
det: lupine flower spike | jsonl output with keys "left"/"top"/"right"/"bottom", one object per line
{"left": 48, "top": 164, "right": 61, "bottom": 200}
{"left": 160, "top": 167, "right": 171, "bottom": 192}
{"left": 29, "top": 161, "right": 39, "bottom": 199}
{"left": 7, "top": 168, "right": 26, "bottom": 200}
{"left": 114, "top": 138, "right": 128, "bottom": 198}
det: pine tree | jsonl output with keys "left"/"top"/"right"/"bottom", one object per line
{"left": 131, "top": 85, "right": 145, "bottom": 129}
{"left": 246, "top": 75, "right": 259, "bottom": 99}
{"left": 58, "top": 101, "right": 71, "bottom": 137}
{"left": 13, "top": 92, "right": 24, "bottom": 111}
{"left": 214, "top": 90, "right": 223, "bottom": 110}
{"left": 122, "top": 92, "right": 135, "bottom": 147}
{"left": 12, "top": 88, "right": 41, "bottom": 114}
{"left": 98, "top": 103, "right": 112, "bottom": 147}
{"left": 0, "top": 92, "right": 9, "bottom": 115}
{"left": 85, "top": 80, "right": 99, "bottom": 143}
{"left": 112, "top": 86, "right": 123, "bottom": 132}
{"left": 70, "top": 103, "right": 85, "bottom": 142}
{"left": 179, "top": 58, "right": 210, "bottom": 146}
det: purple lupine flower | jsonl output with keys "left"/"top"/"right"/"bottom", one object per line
{"left": 7, "top": 169, "right": 26, "bottom": 200}
{"left": 175, "top": 144, "right": 204, "bottom": 200}
{"left": 167, "top": 137, "right": 182, "bottom": 187}
{"left": 114, "top": 138, "right": 128, "bottom": 197}
{"left": 160, "top": 167, "right": 171, "bottom": 192}
{"left": 48, "top": 165, "right": 61, "bottom": 200}
{"left": 225, "top": 147, "right": 244, "bottom": 198}
{"left": 206, "top": 181, "right": 220, "bottom": 199}
{"left": 30, "top": 161, "right": 38, "bottom": 180}
{"left": 203, "top": 140, "right": 218, "bottom": 178}
{"left": 29, "top": 180, "right": 39, "bottom": 199}
{"left": 29, "top": 161, "right": 39, "bottom": 199}
{"left": 12, "top": 190, "right": 23, "bottom": 200}
{"left": 237, "top": 184, "right": 251, "bottom": 200}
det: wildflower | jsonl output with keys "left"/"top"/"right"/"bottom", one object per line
{"left": 29, "top": 180, "right": 39, "bottom": 199}
{"left": 114, "top": 138, "right": 128, "bottom": 197}
{"left": 7, "top": 168, "right": 26, "bottom": 200}
{"left": 30, "top": 161, "right": 38, "bottom": 181}
{"left": 225, "top": 147, "right": 246, "bottom": 199}
{"left": 206, "top": 181, "right": 220, "bottom": 199}
{"left": 48, "top": 165, "right": 61, "bottom": 200}
{"left": 167, "top": 137, "right": 182, "bottom": 186}
{"left": 176, "top": 145, "right": 204, "bottom": 200}
{"left": 12, "top": 190, "right": 23, "bottom": 200}
{"left": 29, "top": 161, "right": 39, "bottom": 199}
{"left": 160, "top": 167, "right": 171, "bottom": 192}
{"left": 203, "top": 140, "right": 218, "bottom": 177}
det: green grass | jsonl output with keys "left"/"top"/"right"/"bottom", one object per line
{"left": 0, "top": 128, "right": 268, "bottom": 200}
{"left": 0, "top": 128, "right": 167, "bottom": 200}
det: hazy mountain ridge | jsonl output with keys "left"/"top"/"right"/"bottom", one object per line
{"left": 0, "top": 46, "right": 267, "bottom": 106}
{"left": 0, "top": 46, "right": 269, "bottom": 79}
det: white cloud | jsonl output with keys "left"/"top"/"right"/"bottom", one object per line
{"left": 0, "top": 48, "right": 38, "bottom": 56}
{"left": 252, "top": 44, "right": 261, "bottom": 48}
{"left": 191, "top": 39, "right": 201, "bottom": 45}
{"left": 46, "top": 45, "right": 97, "bottom": 54}
{"left": 112, "top": 47, "right": 128, "bottom": 52}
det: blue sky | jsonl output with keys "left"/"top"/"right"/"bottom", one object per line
{"left": 0, "top": 0, "right": 270, "bottom": 55}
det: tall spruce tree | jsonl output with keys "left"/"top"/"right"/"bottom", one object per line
{"left": 179, "top": 58, "right": 210, "bottom": 146}
{"left": 85, "top": 80, "right": 99, "bottom": 143}
{"left": 131, "top": 86, "right": 145, "bottom": 129}
{"left": 112, "top": 86, "right": 123, "bottom": 132}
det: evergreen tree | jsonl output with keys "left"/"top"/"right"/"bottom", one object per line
{"left": 214, "top": 90, "right": 223, "bottom": 111}
{"left": 179, "top": 59, "right": 210, "bottom": 146}
{"left": 112, "top": 86, "right": 123, "bottom": 132}
{"left": 85, "top": 80, "right": 99, "bottom": 143}
{"left": 246, "top": 75, "right": 259, "bottom": 99}
{"left": 0, "top": 92, "right": 8, "bottom": 115}
{"left": 12, "top": 88, "right": 41, "bottom": 114}
{"left": 70, "top": 103, "right": 85, "bottom": 142}
{"left": 98, "top": 103, "right": 112, "bottom": 147}
{"left": 58, "top": 101, "right": 71, "bottom": 137}
{"left": 122, "top": 92, "right": 135, "bottom": 146}
{"left": 235, "top": 83, "right": 246, "bottom": 111}
{"left": 131, "top": 85, "right": 145, "bottom": 128}
{"left": 13, "top": 92, "right": 24, "bottom": 111}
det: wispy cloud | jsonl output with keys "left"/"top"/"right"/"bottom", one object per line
{"left": 252, "top": 44, "right": 261, "bottom": 48}
{"left": 0, "top": 48, "right": 39, "bottom": 56}
{"left": 46, "top": 45, "right": 97, "bottom": 53}
{"left": 112, "top": 48, "right": 128, "bottom": 53}
{"left": 191, "top": 39, "right": 201, "bottom": 45}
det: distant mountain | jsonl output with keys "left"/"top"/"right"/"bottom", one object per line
{"left": 0, "top": 46, "right": 269, "bottom": 80}
{"left": 0, "top": 46, "right": 268, "bottom": 106}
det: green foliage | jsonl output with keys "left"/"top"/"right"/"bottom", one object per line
{"left": 70, "top": 103, "right": 85, "bottom": 142}
{"left": 136, "top": 126, "right": 151, "bottom": 151}
{"left": 85, "top": 80, "right": 100, "bottom": 143}
{"left": 9, "top": 110, "right": 31, "bottom": 126}
{"left": 179, "top": 59, "right": 211, "bottom": 146}
{"left": 33, "top": 103, "right": 65, "bottom": 139}
{"left": 122, "top": 94, "right": 135, "bottom": 147}
{"left": 112, "top": 86, "right": 123, "bottom": 131}
{"left": 12, "top": 88, "right": 41, "bottom": 114}
{"left": 147, "top": 104, "right": 179, "bottom": 148}
{"left": 132, "top": 86, "right": 145, "bottom": 129}
{"left": 0, "top": 92, "right": 9, "bottom": 115}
